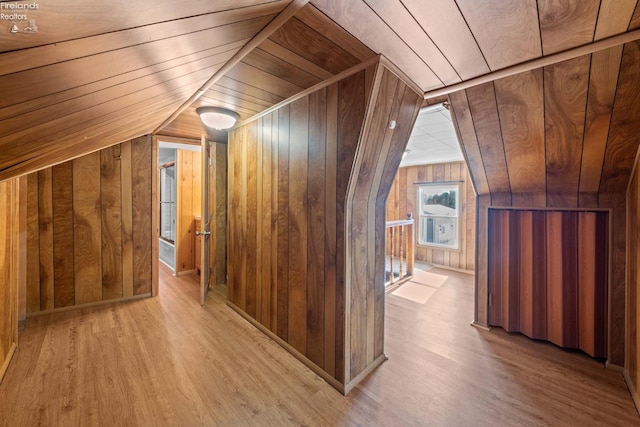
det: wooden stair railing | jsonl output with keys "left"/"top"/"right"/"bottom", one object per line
{"left": 385, "top": 219, "right": 414, "bottom": 287}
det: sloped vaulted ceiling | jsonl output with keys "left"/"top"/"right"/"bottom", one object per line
{"left": 0, "top": 0, "right": 296, "bottom": 180}
{"left": 1, "top": 0, "right": 640, "bottom": 185}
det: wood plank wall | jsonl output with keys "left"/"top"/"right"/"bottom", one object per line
{"left": 386, "top": 162, "right": 475, "bottom": 271}
{"left": 626, "top": 159, "right": 640, "bottom": 410}
{"left": 344, "top": 66, "right": 422, "bottom": 388}
{"left": 25, "top": 136, "right": 155, "bottom": 314}
{"left": 0, "top": 178, "right": 20, "bottom": 383}
{"left": 228, "top": 65, "right": 371, "bottom": 385}
{"left": 214, "top": 143, "right": 228, "bottom": 285}
{"left": 176, "top": 149, "right": 202, "bottom": 274}
{"left": 448, "top": 41, "right": 640, "bottom": 366}
{"left": 488, "top": 208, "right": 608, "bottom": 358}
{"left": 227, "top": 60, "right": 422, "bottom": 392}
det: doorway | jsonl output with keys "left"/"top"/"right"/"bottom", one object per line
{"left": 155, "top": 137, "right": 228, "bottom": 304}
{"left": 157, "top": 140, "right": 202, "bottom": 278}
{"left": 385, "top": 103, "right": 476, "bottom": 304}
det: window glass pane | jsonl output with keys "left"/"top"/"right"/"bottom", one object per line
{"left": 160, "top": 165, "right": 176, "bottom": 243}
{"left": 420, "top": 188, "right": 457, "bottom": 216}
{"left": 418, "top": 185, "right": 459, "bottom": 249}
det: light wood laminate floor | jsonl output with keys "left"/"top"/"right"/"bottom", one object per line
{"left": 0, "top": 264, "right": 638, "bottom": 426}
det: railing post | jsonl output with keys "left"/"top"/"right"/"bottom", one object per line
{"left": 406, "top": 222, "right": 414, "bottom": 276}
{"left": 389, "top": 227, "right": 395, "bottom": 284}
{"left": 399, "top": 225, "right": 404, "bottom": 279}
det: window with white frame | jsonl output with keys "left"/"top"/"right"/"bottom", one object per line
{"left": 417, "top": 184, "right": 459, "bottom": 249}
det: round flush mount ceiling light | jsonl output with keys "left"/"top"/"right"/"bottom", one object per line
{"left": 196, "top": 106, "right": 240, "bottom": 130}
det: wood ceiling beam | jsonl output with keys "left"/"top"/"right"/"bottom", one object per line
{"left": 154, "top": 0, "right": 310, "bottom": 134}
{"left": 424, "top": 28, "right": 640, "bottom": 100}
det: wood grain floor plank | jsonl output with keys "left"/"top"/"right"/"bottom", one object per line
{"left": 0, "top": 266, "right": 637, "bottom": 426}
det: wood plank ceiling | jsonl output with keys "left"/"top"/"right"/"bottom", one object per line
{"left": 0, "top": 0, "right": 292, "bottom": 180}
{"left": 161, "top": 5, "right": 375, "bottom": 139}
{"left": 311, "top": 0, "right": 639, "bottom": 92}
{"left": 448, "top": 38, "right": 640, "bottom": 208}
{"left": 1, "top": 0, "right": 640, "bottom": 183}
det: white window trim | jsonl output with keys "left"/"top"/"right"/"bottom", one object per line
{"left": 416, "top": 183, "right": 461, "bottom": 250}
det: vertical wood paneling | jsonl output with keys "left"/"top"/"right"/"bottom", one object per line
{"left": 227, "top": 130, "right": 236, "bottom": 306}
{"left": 228, "top": 63, "right": 412, "bottom": 390}
{"left": 26, "top": 174, "right": 40, "bottom": 313}
{"left": 599, "top": 41, "right": 640, "bottom": 195}
{"left": 335, "top": 70, "right": 368, "bottom": 383}
{"left": 465, "top": 167, "right": 476, "bottom": 270}
{"left": 344, "top": 67, "right": 421, "bottom": 383}
{"left": 372, "top": 84, "right": 422, "bottom": 362}
{"left": 38, "top": 169, "right": 54, "bottom": 311}
{"left": 544, "top": 55, "right": 590, "bottom": 207}
{"left": 601, "top": 193, "right": 626, "bottom": 366}
{"left": 494, "top": 70, "right": 546, "bottom": 206}
{"left": 131, "top": 136, "right": 152, "bottom": 295}
{"left": 288, "top": 96, "right": 309, "bottom": 355}
{"left": 215, "top": 142, "right": 228, "bottom": 288}
{"left": 627, "top": 166, "right": 639, "bottom": 395}
{"left": 240, "top": 125, "right": 247, "bottom": 311}
{"left": 324, "top": 83, "right": 338, "bottom": 376}
{"left": 101, "top": 145, "right": 123, "bottom": 300}
{"left": 466, "top": 83, "right": 511, "bottom": 201}
{"left": 0, "top": 178, "right": 19, "bottom": 383}
{"left": 269, "top": 111, "right": 279, "bottom": 332}
{"left": 276, "top": 105, "right": 290, "bottom": 341}
{"left": 256, "top": 119, "right": 264, "bottom": 324}
{"left": 449, "top": 90, "right": 490, "bottom": 196}
{"left": 348, "top": 69, "right": 394, "bottom": 378}
{"left": 73, "top": 152, "right": 102, "bottom": 305}
{"left": 579, "top": 46, "right": 624, "bottom": 201}
{"left": 52, "top": 163, "right": 75, "bottom": 308}
{"left": 476, "top": 194, "right": 490, "bottom": 326}
{"left": 261, "top": 114, "right": 273, "bottom": 329}
{"left": 121, "top": 141, "right": 134, "bottom": 298}
{"left": 246, "top": 121, "right": 259, "bottom": 318}
{"left": 25, "top": 138, "right": 155, "bottom": 314}
{"left": 225, "top": 62, "right": 418, "bottom": 392}
{"left": 0, "top": 182, "right": 8, "bottom": 374}
{"left": 307, "top": 89, "right": 326, "bottom": 367}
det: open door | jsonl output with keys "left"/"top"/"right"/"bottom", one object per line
{"left": 199, "top": 135, "right": 213, "bottom": 305}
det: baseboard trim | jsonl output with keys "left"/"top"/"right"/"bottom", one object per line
{"left": 344, "top": 354, "right": 387, "bottom": 395}
{"left": 176, "top": 269, "right": 197, "bottom": 277}
{"left": 0, "top": 343, "right": 17, "bottom": 384}
{"left": 226, "top": 301, "right": 345, "bottom": 394}
{"left": 427, "top": 263, "right": 475, "bottom": 275}
{"left": 26, "top": 294, "right": 152, "bottom": 317}
{"left": 623, "top": 370, "right": 640, "bottom": 415}
{"left": 470, "top": 321, "right": 491, "bottom": 331}
{"left": 606, "top": 361, "right": 624, "bottom": 372}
